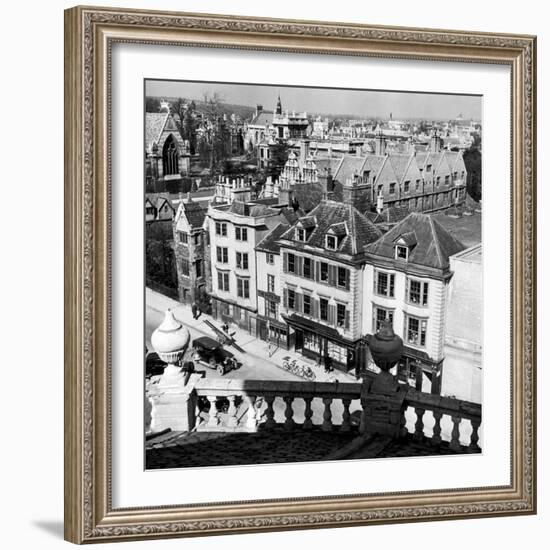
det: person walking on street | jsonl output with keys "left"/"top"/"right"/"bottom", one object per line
{"left": 191, "top": 303, "right": 197, "bottom": 320}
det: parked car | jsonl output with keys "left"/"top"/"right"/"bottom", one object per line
{"left": 191, "top": 336, "right": 238, "bottom": 375}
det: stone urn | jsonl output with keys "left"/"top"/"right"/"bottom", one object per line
{"left": 151, "top": 309, "right": 190, "bottom": 379}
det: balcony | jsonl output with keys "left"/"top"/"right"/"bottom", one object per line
{"left": 146, "top": 374, "right": 481, "bottom": 468}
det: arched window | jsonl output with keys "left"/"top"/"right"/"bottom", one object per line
{"left": 162, "top": 135, "right": 179, "bottom": 176}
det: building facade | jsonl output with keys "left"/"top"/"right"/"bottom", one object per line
{"left": 173, "top": 195, "right": 208, "bottom": 305}
{"left": 363, "top": 212, "right": 466, "bottom": 393}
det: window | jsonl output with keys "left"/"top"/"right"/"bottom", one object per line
{"left": 320, "top": 298, "right": 329, "bottom": 321}
{"left": 395, "top": 245, "right": 409, "bottom": 260}
{"left": 288, "top": 253, "right": 296, "bottom": 273}
{"left": 215, "top": 222, "right": 227, "bottom": 236}
{"left": 377, "top": 185, "right": 383, "bottom": 196}
{"left": 146, "top": 206, "right": 155, "bottom": 216}
{"left": 389, "top": 182, "right": 396, "bottom": 194}
{"left": 180, "top": 258, "right": 190, "bottom": 276}
{"left": 363, "top": 169, "right": 371, "bottom": 181}
{"left": 162, "top": 134, "right": 179, "bottom": 175}
{"left": 303, "top": 294, "right": 311, "bottom": 315}
{"left": 266, "top": 253, "right": 274, "bottom": 265}
{"left": 326, "top": 235, "right": 337, "bottom": 250}
{"left": 407, "top": 278, "right": 429, "bottom": 306}
{"left": 195, "top": 260, "right": 202, "bottom": 278}
{"left": 303, "top": 257, "right": 313, "bottom": 279}
{"left": 404, "top": 180, "right": 410, "bottom": 193}
{"left": 296, "top": 228, "right": 307, "bottom": 242}
{"left": 445, "top": 175, "right": 450, "bottom": 185}
{"left": 235, "top": 226, "right": 248, "bottom": 241}
{"left": 216, "top": 246, "right": 228, "bottom": 263}
{"left": 266, "top": 299, "right": 278, "bottom": 319}
{"left": 405, "top": 315, "right": 427, "bottom": 347}
{"left": 435, "top": 176, "right": 441, "bottom": 187}
{"left": 336, "top": 303, "right": 347, "bottom": 328}
{"left": 236, "top": 252, "right": 249, "bottom": 270}
{"left": 319, "top": 262, "right": 329, "bottom": 283}
{"left": 217, "top": 271, "right": 229, "bottom": 292}
{"left": 416, "top": 179, "right": 421, "bottom": 190}
{"left": 426, "top": 164, "right": 432, "bottom": 173}
{"left": 373, "top": 306, "right": 394, "bottom": 332}
{"left": 287, "top": 289, "right": 296, "bottom": 310}
{"left": 193, "top": 233, "right": 201, "bottom": 246}
{"left": 267, "top": 274, "right": 275, "bottom": 293}
{"left": 237, "top": 278, "right": 250, "bottom": 298}
{"left": 337, "top": 267, "right": 350, "bottom": 289}
{"left": 178, "top": 231, "right": 188, "bottom": 244}
{"left": 375, "top": 271, "right": 395, "bottom": 297}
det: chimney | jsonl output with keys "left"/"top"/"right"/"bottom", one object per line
{"left": 300, "top": 139, "right": 310, "bottom": 166}
{"left": 375, "top": 129, "right": 386, "bottom": 156}
{"left": 430, "top": 129, "right": 442, "bottom": 152}
{"left": 319, "top": 167, "right": 334, "bottom": 200}
{"left": 255, "top": 104, "right": 263, "bottom": 117}
{"left": 376, "top": 192, "right": 384, "bottom": 214}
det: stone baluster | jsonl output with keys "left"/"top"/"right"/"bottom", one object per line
{"left": 413, "top": 407, "right": 425, "bottom": 441}
{"left": 283, "top": 396, "right": 296, "bottom": 430}
{"left": 431, "top": 410, "right": 443, "bottom": 446}
{"left": 244, "top": 395, "right": 258, "bottom": 431}
{"left": 341, "top": 399, "right": 352, "bottom": 432}
{"left": 399, "top": 408, "right": 408, "bottom": 438}
{"left": 226, "top": 395, "right": 238, "bottom": 428}
{"left": 303, "top": 397, "right": 313, "bottom": 430}
{"left": 450, "top": 415, "right": 462, "bottom": 451}
{"left": 322, "top": 398, "right": 333, "bottom": 432}
{"left": 469, "top": 418, "right": 481, "bottom": 452}
{"left": 207, "top": 396, "right": 219, "bottom": 428}
{"left": 264, "top": 396, "right": 276, "bottom": 429}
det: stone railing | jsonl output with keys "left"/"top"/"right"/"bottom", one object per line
{"left": 149, "top": 375, "right": 482, "bottom": 450}
{"left": 402, "top": 389, "right": 482, "bottom": 451}
{"left": 191, "top": 378, "right": 362, "bottom": 433}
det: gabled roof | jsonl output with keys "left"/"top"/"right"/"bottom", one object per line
{"left": 366, "top": 212, "right": 466, "bottom": 270}
{"left": 175, "top": 196, "right": 207, "bottom": 230}
{"left": 297, "top": 216, "right": 316, "bottom": 229}
{"left": 393, "top": 231, "right": 417, "bottom": 247}
{"left": 145, "top": 112, "right": 169, "bottom": 151}
{"left": 327, "top": 222, "right": 347, "bottom": 237}
{"left": 280, "top": 200, "right": 382, "bottom": 257}
{"left": 249, "top": 111, "right": 273, "bottom": 127}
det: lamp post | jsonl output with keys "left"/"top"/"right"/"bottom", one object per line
{"left": 360, "top": 321, "right": 406, "bottom": 438}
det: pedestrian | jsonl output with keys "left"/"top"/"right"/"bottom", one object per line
{"left": 323, "top": 353, "right": 332, "bottom": 374}
{"left": 191, "top": 303, "right": 197, "bottom": 320}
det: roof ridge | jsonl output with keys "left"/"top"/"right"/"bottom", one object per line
{"left": 428, "top": 215, "right": 445, "bottom": 268}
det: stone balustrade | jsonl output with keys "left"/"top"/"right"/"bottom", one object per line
{"left": 149, "top": 375, "right": 482, "bottom": 451}
{"left": 402, "top": 389, "right": 482, "bottom": 451}
{"left": 190, "top": 378, "right": 363, "bottom": 433}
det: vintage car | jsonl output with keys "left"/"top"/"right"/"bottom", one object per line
{"left": 191, "top": 336, "right": 238, "bottom": 376}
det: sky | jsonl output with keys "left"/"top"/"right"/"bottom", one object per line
{"left": 146, "top": 79, "right": 482, "bottom": 121}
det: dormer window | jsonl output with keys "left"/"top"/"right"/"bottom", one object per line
{"left": 395, "top": 245, "right": 409, "bottom": 260}
{"left": 393, "top": 231, "right": 417, "bottom": 261}
{"left": 297, "top": 228, "right": 307, "bottom": 242}
{"left": 326, "top": 235, "right": 338, "bottom": 250}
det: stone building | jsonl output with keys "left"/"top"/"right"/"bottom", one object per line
{"left": 442, "top": 244, "right": 482, "bottom": 403}
{"left": 277, "top": 200, "right": 383, "bottom": 372}
{"left": 206, "top": 200, "right": 298, "bottom": 333}
{"left": 145, "top": 106, "right": 191, "bottom": 192}
{"left": 173, "top": 195, "right": 208, "bottom": 305}
{"left": 363, "top": 212, "right": 467, "bottom": 393}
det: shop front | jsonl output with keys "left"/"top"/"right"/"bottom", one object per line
{"left": 257, "top": 317, "right": 289, "bottom": 349}
{"left": 284, "top": 314, "right": 359, "bottom": 373}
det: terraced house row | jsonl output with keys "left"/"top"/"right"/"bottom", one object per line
{"left": 173, "top": 188, "right": 480, "bottom": 403}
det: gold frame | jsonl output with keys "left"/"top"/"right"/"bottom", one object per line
{"left": 64, "top": 5, "right": 537, "bottom": 544}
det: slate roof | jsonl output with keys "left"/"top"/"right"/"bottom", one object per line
{"left": 227, "top": 201, "right": 277, "bottom": 218}
{"left": 280, "top": 200, "right": 383, "bottom": 257}
{"left": 366, "top": 212, "right": 466, "bottom": 270}
{"left": 145, "top": 112, "right": 169, "bottom": 150}
{"left": 175, "top": 196, "right": 207, "bottom": 230}
{"left": 256, "top": 223, "right": 290, "bottom": 254}
{"left": 249, "top": 111, "right": 273, "bottom": 127}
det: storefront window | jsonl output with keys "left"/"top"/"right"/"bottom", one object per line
{"left": 326, "top": 341, "right": 347, "bottom": 364}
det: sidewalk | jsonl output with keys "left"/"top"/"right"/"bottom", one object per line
{"left": 146, "top": 288, "right": 356, "bottom": 384}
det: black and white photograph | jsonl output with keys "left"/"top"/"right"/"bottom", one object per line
{"left": 144, "top": 79, "right": 483, "bottom": 470}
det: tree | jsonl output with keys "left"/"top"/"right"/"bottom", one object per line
{"left": 170, "top": 98, "right": 197, "bottom": 155}
{"left": 462, "top": 145, "right": 482, "bottom": 201}
{"left": 266, "top": 140, "right": 290, "bottom": 179}
{"left": 201, "top": 92, "right": 229, "bottom": 174}
{"left": 145, "top": 96, "right": 161, "bottom": 113}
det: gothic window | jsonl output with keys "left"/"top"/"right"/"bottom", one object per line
{"left": 162, "top": 135, "right": 179, "bottom": 176}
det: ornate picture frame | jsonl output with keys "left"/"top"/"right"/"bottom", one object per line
{"left": 64, "top": 5, "right": 536, "bottom": 544}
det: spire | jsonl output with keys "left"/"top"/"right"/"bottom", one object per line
{"left": 275, "top": 93, "right": 282, "bottom": 115}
